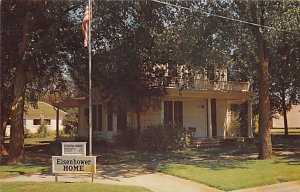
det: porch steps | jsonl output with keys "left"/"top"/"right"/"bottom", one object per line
{"left": 191, "top": 137, "right": 250, "bottom": 148}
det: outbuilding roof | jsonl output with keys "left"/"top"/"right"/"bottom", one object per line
{"left": 25, "top": 102, "right": 67, "bottom": 117}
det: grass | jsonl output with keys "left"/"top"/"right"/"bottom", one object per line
{"left": 0, "top": 164, "right": 49, "bottom": 179}
{"left": 156, "top": 157, "right": 300, "bottom": 191}
{"left": 4, "top": 135, "right": 55, "bottom": 145}
{"left": 2, "top": 136, "right": 300, "bottom": 191}
{"left": 24, "top": 136, "right": 55, "bottom": 145}
{"left": 1, "top": 182, "right": 151, "bottom": 192}
{"left": 1, "top": 136, "right": 55, "bottom": 178}
{"left": 271, "top": 128, "right": 300, "bottom": 135}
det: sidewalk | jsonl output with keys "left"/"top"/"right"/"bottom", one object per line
{"left": 231, "top": 181, "right": 300, "bottom": 192}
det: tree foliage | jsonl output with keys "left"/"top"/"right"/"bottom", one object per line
{"left": 1, "top": 0, "right": 78, "bottom": 162}
{"left": 65, "top": 1, "right": 169, "bottom": 130}
{"left": 62, "top": 108, "right": 79, "bottom": 136}
{"left": 267, "top": 2, "right": 300, "bottom": 135}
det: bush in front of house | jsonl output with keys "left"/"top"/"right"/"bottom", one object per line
{"left": 24, "top": 128, "right": 30, "bottom": 138}
{"left": 138, "top": 123, "right": 190, "bottom": 151}
{"left": 37, "top": 120, "right": 50, "bottom": 137}
{"left": 62, "top": 108, "right": 78, "bottom": 136}
{"left": 227, "top": 111, "right": 242, "bottom": 137}
{"left": 115, "top": 127, "right": 139, "bottom": 148}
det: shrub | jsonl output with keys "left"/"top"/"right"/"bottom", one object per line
{"left": 227, "top": 112, "right": 241, "bottom": 137}
{"left": 37, "top": 120, "right": 50, "bottom": 137}
{"left": 115, "top": 128, "right": 139, "bottom": 148}
{"left": 62, "top": 108, "right": 78, "bottom": 136}
{"left": 138, "top": 123, "right": 190, "bottom": 151}
{"left": 24, "top": 128, "right": 30, "bottom": 138}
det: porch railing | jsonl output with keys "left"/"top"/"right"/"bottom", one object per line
{"left": 168, "top": 78, "right": 250, "bottom": 92}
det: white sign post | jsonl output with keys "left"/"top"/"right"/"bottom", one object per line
{"left": 52, "top": 142, "right": 96, "bottom": 182}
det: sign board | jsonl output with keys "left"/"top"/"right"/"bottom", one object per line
{"left": 52, "top": 156, "right": 96, "bottom": 174}
{"left": 62, "top": 142, "right": 86, "bottom": 156}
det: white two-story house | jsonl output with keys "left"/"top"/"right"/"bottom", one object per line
{"left": 75, "top": 66, "right": 253, "bottom": 141}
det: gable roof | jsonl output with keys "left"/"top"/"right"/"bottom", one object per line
{"left": 25, "top": 102, "right": 67, "bottom": 117}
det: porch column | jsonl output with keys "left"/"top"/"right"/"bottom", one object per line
{"left": 247, "top": 100, "right": 253, "bottom": 137}
{"left": 56, "top": 108, "right": 60, "bottom": 140}
{"left": 207, "top": 98, "right": 212, "bottom": 139}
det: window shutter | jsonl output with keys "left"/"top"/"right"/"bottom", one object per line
{"left": 174, "top": 101, "right": 183, "bottom": 126}
{"left": 164, "top": 101, "right": 173, "bottom": 123}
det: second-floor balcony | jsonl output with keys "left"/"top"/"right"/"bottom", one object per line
{"left": 168, "top": 78, "right": 250, "bottom": 92}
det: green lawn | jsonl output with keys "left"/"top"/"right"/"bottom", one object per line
{"left": 1, "top": 182, "right": 151, "bottom": 192}
{"left": 4, "top": 136, "right": 55, "bottom": 145}
{"left": 24, "top": 136, "right": 56, "bottom": 145}
{"left": 271, "top": 128, "right": 300, "bottom": 135}
{"left": 156, "top": 157, "right": 300, "bottom": 191}
{"left": 0, "top": 164, "right": 49, "bottom": 179}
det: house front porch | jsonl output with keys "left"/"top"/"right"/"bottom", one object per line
{"left": 162, "top": 88, "right": 254, "bottom": 139}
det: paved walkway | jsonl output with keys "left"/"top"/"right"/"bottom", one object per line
{"left": 1, "top": 164, "right": 299, "bottom": 192}
{"left": 231, "top": 180, "right": 300, "bottom": 192}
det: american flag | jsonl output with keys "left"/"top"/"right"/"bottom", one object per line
{"left": 82, "top": 5, "right": 90, "bottom": 47}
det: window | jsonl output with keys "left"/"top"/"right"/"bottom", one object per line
{"left": 33, "top": 119, "right": 41, "bottom": 125}
{"left": 44, "top": 119, "right": 51, "bottom": 125}
{"left": 107, "top": 107, "right": 113, "bottom": 131}
{"left": 85, "top": 105, "right": 103, "bottom": 131}
{"left": 33, "top": 119, "right": 50, "bottom": 125}
{"left": 164, "top": 101, "right": 183, "bottom": 125}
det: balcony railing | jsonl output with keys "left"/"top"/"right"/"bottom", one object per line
{"left": 168, "top": 78, "right": 250, "bottom": 92}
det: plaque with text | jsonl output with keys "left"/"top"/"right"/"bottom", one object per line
{"left": 62, "top": 142, "right": 86, "bottom": 156}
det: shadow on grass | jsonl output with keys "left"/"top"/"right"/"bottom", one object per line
{"left": 3, "top": 136, "right": 300, "bottom": 180}
{"left": 272, "top": 137, "right": 300, "bottom": 165}
{"left": 94, "top": 145, "right": 258, "bottom": 180}
{"left": 96, "top": 163, "right": 154, "bottom": 180}
{"left": 0, "top": 163, "right": 52, "bottom": 179}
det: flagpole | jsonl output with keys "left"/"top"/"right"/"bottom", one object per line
{"left": 88, "top": 0, "right": 92, "bottom": 156}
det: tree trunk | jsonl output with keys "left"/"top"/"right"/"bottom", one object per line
{"left": 9, "top": 63, "right": 27, "bottom": 163}
{"left": 250, "top": 1, "right": 272, "bottom": 159}
{"left": 283, "top": 107, "right": 288, "bottom": 137}
{"left": 9, "top": 11, "right": 31, "bottom": 163}
{"left": 281, "top": 87, "right": 289, "bottom": 136}
{"left": 136, "top": 112, "right": 141, "bottom": 133}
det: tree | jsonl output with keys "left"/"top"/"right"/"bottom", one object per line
{"left": 62, "top": 108, "right": 79, "bottom": 136}
{"left": 268, "top": 2, "right": 300, "bottom": 136}
{"left": 1, "top": 0, "right": 78, "bottom": 163}
{"left": 66, "top": 1, "right": 168, "bottom": 131}
{"left": 269, "top": 41, "right": 300, "bottom": 136}
{"left": 249, "top": 1, "right": 272, "bottom": 159}
{"left": 155, "top": 1, "right": 237, "bottom": 78}
{"left": 2, "top": 0, "right": 42, "bottom": 162}
{"left": 232, "top": 0, "right": 299, "bottom": 158}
